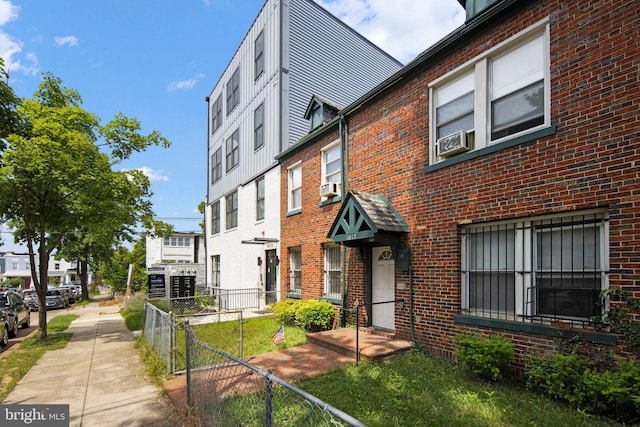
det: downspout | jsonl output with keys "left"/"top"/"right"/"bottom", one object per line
{"left": 204, "top": 96, "right": 210, "bottom": 291}
{"left": 340, "top": 114, "right": 349, "bottom": 327}
{"left": 409, "top": 266, "right": 415, "bottom": 343}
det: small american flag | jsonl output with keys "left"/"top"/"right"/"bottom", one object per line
{"left": 272, "top": 326, "right": 285, "bottom": 346}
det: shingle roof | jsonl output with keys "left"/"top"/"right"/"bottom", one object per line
{"left": 350, "top": 190, "right": 408, "bottom": 233}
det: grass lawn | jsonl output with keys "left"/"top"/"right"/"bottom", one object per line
{"left": 0, "top": 314, "right": 78, "bottom": 401}
{"left": 174, "top": 316, "right": 307, "bottom": 370}
{"left": 296, "top": 350, "right": 622, "bottom": 427}
{"left": 170, "top": 316, "right": 623, "bottom": 427}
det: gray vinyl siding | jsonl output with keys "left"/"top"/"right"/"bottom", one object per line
{"left": 285, "top": 0, "right": 402, "bottom": 146}
{"left": 206, "top": 0, "right": 401, "bottom": 202}
{"left": 207, "top": 0, "right": 281, "bottom": 201}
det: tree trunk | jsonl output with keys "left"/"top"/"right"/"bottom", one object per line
{"left": 80, "top": 252, "right": 89, "bottom": 301}
{"left": 36, "top": 241, "right": 49, "bottom": 339}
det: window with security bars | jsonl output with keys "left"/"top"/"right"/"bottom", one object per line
{"left": 289, "top": 247, "right": 302, "bottom": 294}
{"left": 461, "top": 210, "right": 608, "bottom": 325}
{"left": 324, "top": 243, "right": 341, "bottom": 299}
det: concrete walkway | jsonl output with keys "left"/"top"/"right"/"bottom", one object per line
{"left": 3, "top": 292, "right": 186, "bottom": 426}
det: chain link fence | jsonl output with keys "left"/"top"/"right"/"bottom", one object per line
{"left": 143, "top": 301, "right": 176, "bottom": 374}
{"left": 185, "top": 320, "right": 366, "bottom": 427}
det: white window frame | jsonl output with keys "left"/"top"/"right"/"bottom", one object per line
{"left": 429, "top": 19, "right": 551, "bottom": 164}
{"left": 288, "top": 162, "right": 302, "bottom": 212}
{"left": 321, "top": 140, "right": 341, "bottom": 187}
{"left": 324, "top": 243, "right": 341, "bottom": 299}
{"left": 460, "top": 209, "right": 609, "bottom": 324}
{"left": 289, "top": 247, "right": 302, "bottom": 294}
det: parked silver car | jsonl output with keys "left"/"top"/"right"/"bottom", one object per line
{"left": 45, "top": 289, "right": 68, "bottom": 309}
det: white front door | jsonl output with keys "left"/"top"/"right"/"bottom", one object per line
{"left": 372, "top": 246, "right": 395, "bottom": 330}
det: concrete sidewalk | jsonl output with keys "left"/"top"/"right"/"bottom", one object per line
{"left": 3, "top": 292, "right": 186, "bottom": 427}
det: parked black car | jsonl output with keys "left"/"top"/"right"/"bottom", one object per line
{"left": 0, "top": 311, "right": 8, "bottom": 348}
{"left": 0, "top": 290, "right": 31, "bottom": 337}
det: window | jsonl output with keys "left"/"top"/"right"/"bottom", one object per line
{"left": 211, "top": 94, "right": 223, "bottom": 133}
{"left": 254, "top": 103, "right": 264, "bottom": 150}
{"left": 324, "top": 243, "right": 341, "bottom": 299}
{"left": 255, "top": 31, "right": 264, "bottom": 79}
{"left": 211, "top": 147, "right": 222, "bottom": 183}
{"left": 289, "top": 247, "right": 302, "bottom": 294}
{"left": 430, "top": 22, "right": 549, "bottom": 163}
{"left": 256, "top": 177, "right": 265, "bottom": 221}
{"left": 211, "top": 255, "right": 220, "bottom": 288}
{"left": 12, "top": 262, "right": 17, "bottom": 270}
{"left": 288, "top": 164, "right": 302, "bottom": 212}
{"left": 163, "top": 237, "right": 190, "bottom": 247}
{"left": 226, "top": 67, "right": 240, "bottom": 114}
{"left": 225, "top": 129, "right": 239, "bottom": 172}
{"left": 322, "top": 142, "right": 341, "bottom": 184}
{"left": 461, "top": 210, "right": 608, "bottom": 324}
{"left": 55, "top": 263, "right": 60, "bottom": 270}
{"left": 225, "top": 191, "right": 238, "bottom": 230}
{"left": 309, "top": 102, "right": 322, "bottom": 131}
{"left": 211, "top": 201, "right": 220, "bottom": 235}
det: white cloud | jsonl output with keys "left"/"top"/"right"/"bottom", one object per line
{"left": 0, "top": 1, "right": 38, "bottom": 75}
{"left": 138, "top": 166, "right": 170, "bottom": 182}
{"left": 315, "top": 0, "right": 465, "bottom": 63}
{"left": 167, "top": 73, "right": 205, "bottom": 91}
{"left": 54, "top": 35, "right": 79, "bottom": 47}
{"left": 0, "top": 0, "right": 18, "bottom": 25}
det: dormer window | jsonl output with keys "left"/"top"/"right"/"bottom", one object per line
{"left": 309, "top": 102, "right": 323, "bottom": 131}
{"left": 304, "top": 95, "right": 340, "bottom": 133}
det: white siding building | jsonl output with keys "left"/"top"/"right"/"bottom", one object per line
{"left": 145, "top": 232, "right": 206, "bottom": 289}
{"left": 204, "top": 0, "right": 402, "bottom": 307}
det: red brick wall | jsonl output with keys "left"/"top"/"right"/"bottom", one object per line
{"left": 341, "top": 0, "right": 639, "bottom": 362}
{"left": 279, "top": 128, "right": 343, "bottom": 301}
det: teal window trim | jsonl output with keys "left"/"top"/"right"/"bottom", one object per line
{"left": 320, "top": 296, "right": 342, "bottom": 305}
{"left": 285, "top": 208, "right": 301, "bottom": 217}
{"left": 426, "top": 126, "right": 556, "bottom": 173}
{"left": 286, "top": 292, "right": 302, "bottom": 299}
{"left": 454, "top": 314, "right": 617, "bottom": 346}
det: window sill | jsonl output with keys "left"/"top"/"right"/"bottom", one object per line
{"left": 319, "top": 196, "right": 341, "bottom": 207}
{"left": 285, "top": 208, "right": 302, "bottom": 217}
{"left": 426, "top": 126, "right": 556, "bottom": 173}
{"left": 286, "top": 292, "right": 302, "bottom": 299}
{"left": 320, "top": 296, "right": 342, "bottom": 305}
{"left": 454, "top": 314, "right": 617, "bottom": 346}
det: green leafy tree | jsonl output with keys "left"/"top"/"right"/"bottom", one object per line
{"left": 0, "top": 73, "right": 171, "bottom": 338}
{"left": 99, "top": 238, "right": 148, "bottom": 295}
{"left": 0, "top": 58, "right": 21, "bottom": 155}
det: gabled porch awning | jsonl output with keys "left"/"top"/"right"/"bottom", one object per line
{"left": 327, "top": 190, "right": 409, "bottom": 247}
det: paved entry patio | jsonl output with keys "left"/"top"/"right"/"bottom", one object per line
{"left": 164, "top": 327, "right": 412, "bottom": 414}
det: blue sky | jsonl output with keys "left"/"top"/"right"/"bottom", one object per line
{"left": 0, "top": 0, "right": 464, "bottom": 251}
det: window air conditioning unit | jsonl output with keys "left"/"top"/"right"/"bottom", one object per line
{"left": 436, "top": 130, "right": 470, "bottom": 157}
{"left": 320, "top": 182, "right": 341, "bottom": 197}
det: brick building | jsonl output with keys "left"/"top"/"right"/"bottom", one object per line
{"left": 278, "top": 0, "right": 639, "bottom": 366}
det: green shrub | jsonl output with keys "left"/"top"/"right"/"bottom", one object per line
{"left": 125, "top": 310, "right": 145, "bottom": 331}
{"left": 454, "top": 333, "right": 514, "bottom": 381}
{"left": 525, "top": 352, "right": 640, "bottom": 423}
{"left": 295, "top": 300, "right": 335, "bottom": 332}
{"left": 273, "top": 299, "right": 301, "bottom": 326}
{"left": 273, "top": 299, "right": 336, "bottom": 332}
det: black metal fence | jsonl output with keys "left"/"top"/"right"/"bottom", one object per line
{"left": 185, "top": 320, "right": 366, "bottom": 427}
